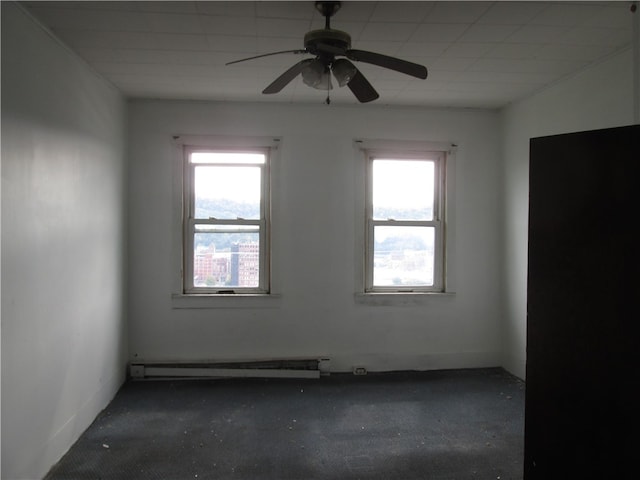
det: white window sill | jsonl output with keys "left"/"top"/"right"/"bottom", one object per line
{"left": 354, "top": 292, "right": 455, "bottom": 306}
{"left": 171, "top": 293, "right": 282, "bottom": 309}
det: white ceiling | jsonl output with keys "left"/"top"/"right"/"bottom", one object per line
{"left": 22, "top": 1, "right": 634, "bottom": 108}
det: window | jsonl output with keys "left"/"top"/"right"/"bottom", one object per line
{"left": 365, "top": 149, "right": 445, "bottom": 292}
{"left": 183, "top": 147, "right": 270, "bottom": 294}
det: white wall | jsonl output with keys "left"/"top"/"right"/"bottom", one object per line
{"left": 1, "top": 4, "right": 128, "bottom": 479}
{"left": 500, "top": 47, "right": 637, "bottom": 379}
{"left": 128, "top": 100, "right": 503, "bottom": 373}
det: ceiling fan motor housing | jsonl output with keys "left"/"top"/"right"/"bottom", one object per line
{"left": 304, "top": 29, "right": 351, "bottom": 56}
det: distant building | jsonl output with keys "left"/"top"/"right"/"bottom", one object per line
{"left": 230, "top": 242, "right": 259, "bottom": 287}
{"left": 194, "top": 244, "right": 228, "bottom": 286}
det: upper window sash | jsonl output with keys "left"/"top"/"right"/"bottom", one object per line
{"left": 367, "top": 150, "right": 444, "bottom": 221}
{"left": 185, "top": 147, "right": 268, "bottom": 220}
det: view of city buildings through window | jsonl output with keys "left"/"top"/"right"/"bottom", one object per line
{"left": 373, "top": 225, "right": 435, "bottom": 287}
{"left": 194, "top": 241, "right": 259, "bottom": 288}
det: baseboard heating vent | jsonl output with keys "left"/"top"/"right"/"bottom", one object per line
{"left": 130, "top": 359, "right": 330, "bottom": 380}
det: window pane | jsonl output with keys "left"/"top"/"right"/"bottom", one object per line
{"left": 194, "top": 165, "right": 260, "bottom": 219}
{"left": 193, "top": 228, "right": 259, "bottom": 288}
{"left": 191, "top": 152, "right": 265, "bottom": 164}
{"left": 373, "top": 226, "right": 434, "bottom": 287}
{"left": 372, "top": 160, "right": 434, "bottom": 220}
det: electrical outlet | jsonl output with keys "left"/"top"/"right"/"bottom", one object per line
{"left": 353, "top": 366, "right": 367, "bottom": 376}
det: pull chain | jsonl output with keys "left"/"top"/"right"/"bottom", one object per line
{"left": 326, "top": 65, "right": 331, "bottom": 104}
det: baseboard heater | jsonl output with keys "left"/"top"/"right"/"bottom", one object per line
{"left": 130, "top": 358, "right": 330, "bottom": 380}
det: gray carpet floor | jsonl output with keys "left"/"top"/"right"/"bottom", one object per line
{"left": 45, "top": 368, "right": 525, "bottom": 480}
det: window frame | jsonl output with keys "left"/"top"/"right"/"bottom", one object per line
{"left": 182, "top": 145, "right": 271, "bottom": 295}
{"left": 364, "top": 148, "right": 446, "bottom": 293}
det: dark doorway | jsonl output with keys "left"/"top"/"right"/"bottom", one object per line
{"left": 525, "top": 124, "right": 640, "bottom": 479}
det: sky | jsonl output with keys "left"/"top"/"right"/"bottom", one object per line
{"left": 192, "top": 152, "right": 264, "bottom": 203}
{"left": 373, "top": 159, "right": 435, "bottom": 209}
{"left": 192, "top": 153, "right": 435, "bottom": 210}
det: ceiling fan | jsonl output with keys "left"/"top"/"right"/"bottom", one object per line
{"left": 226, "top": 1, "right": 428, "bottom": 104}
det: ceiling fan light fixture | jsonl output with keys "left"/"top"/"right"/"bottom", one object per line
{"left": 316, "top": 70, "right": 333, "bottom": 90}
{"left": 302, "top": 60, "right": 333, "bottom": 90}
{"left": 331, "top": 58, "right": 357, "bottom": 87}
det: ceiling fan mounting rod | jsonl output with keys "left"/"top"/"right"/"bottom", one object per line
{"left": 316, "top": 1, "right": 341, "bottom": 29}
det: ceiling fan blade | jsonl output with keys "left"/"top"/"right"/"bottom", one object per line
{"left": 346, "top": 49, "right": 428, "bottom": 79}
{"left": 263, "top": 59, "right": 314, "bottom": 94}
{"left": 346, "top": 67, "right": 379, "bottom": 103}
{"left": 226, "top": 49, "right": 307, "bottom": 66}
